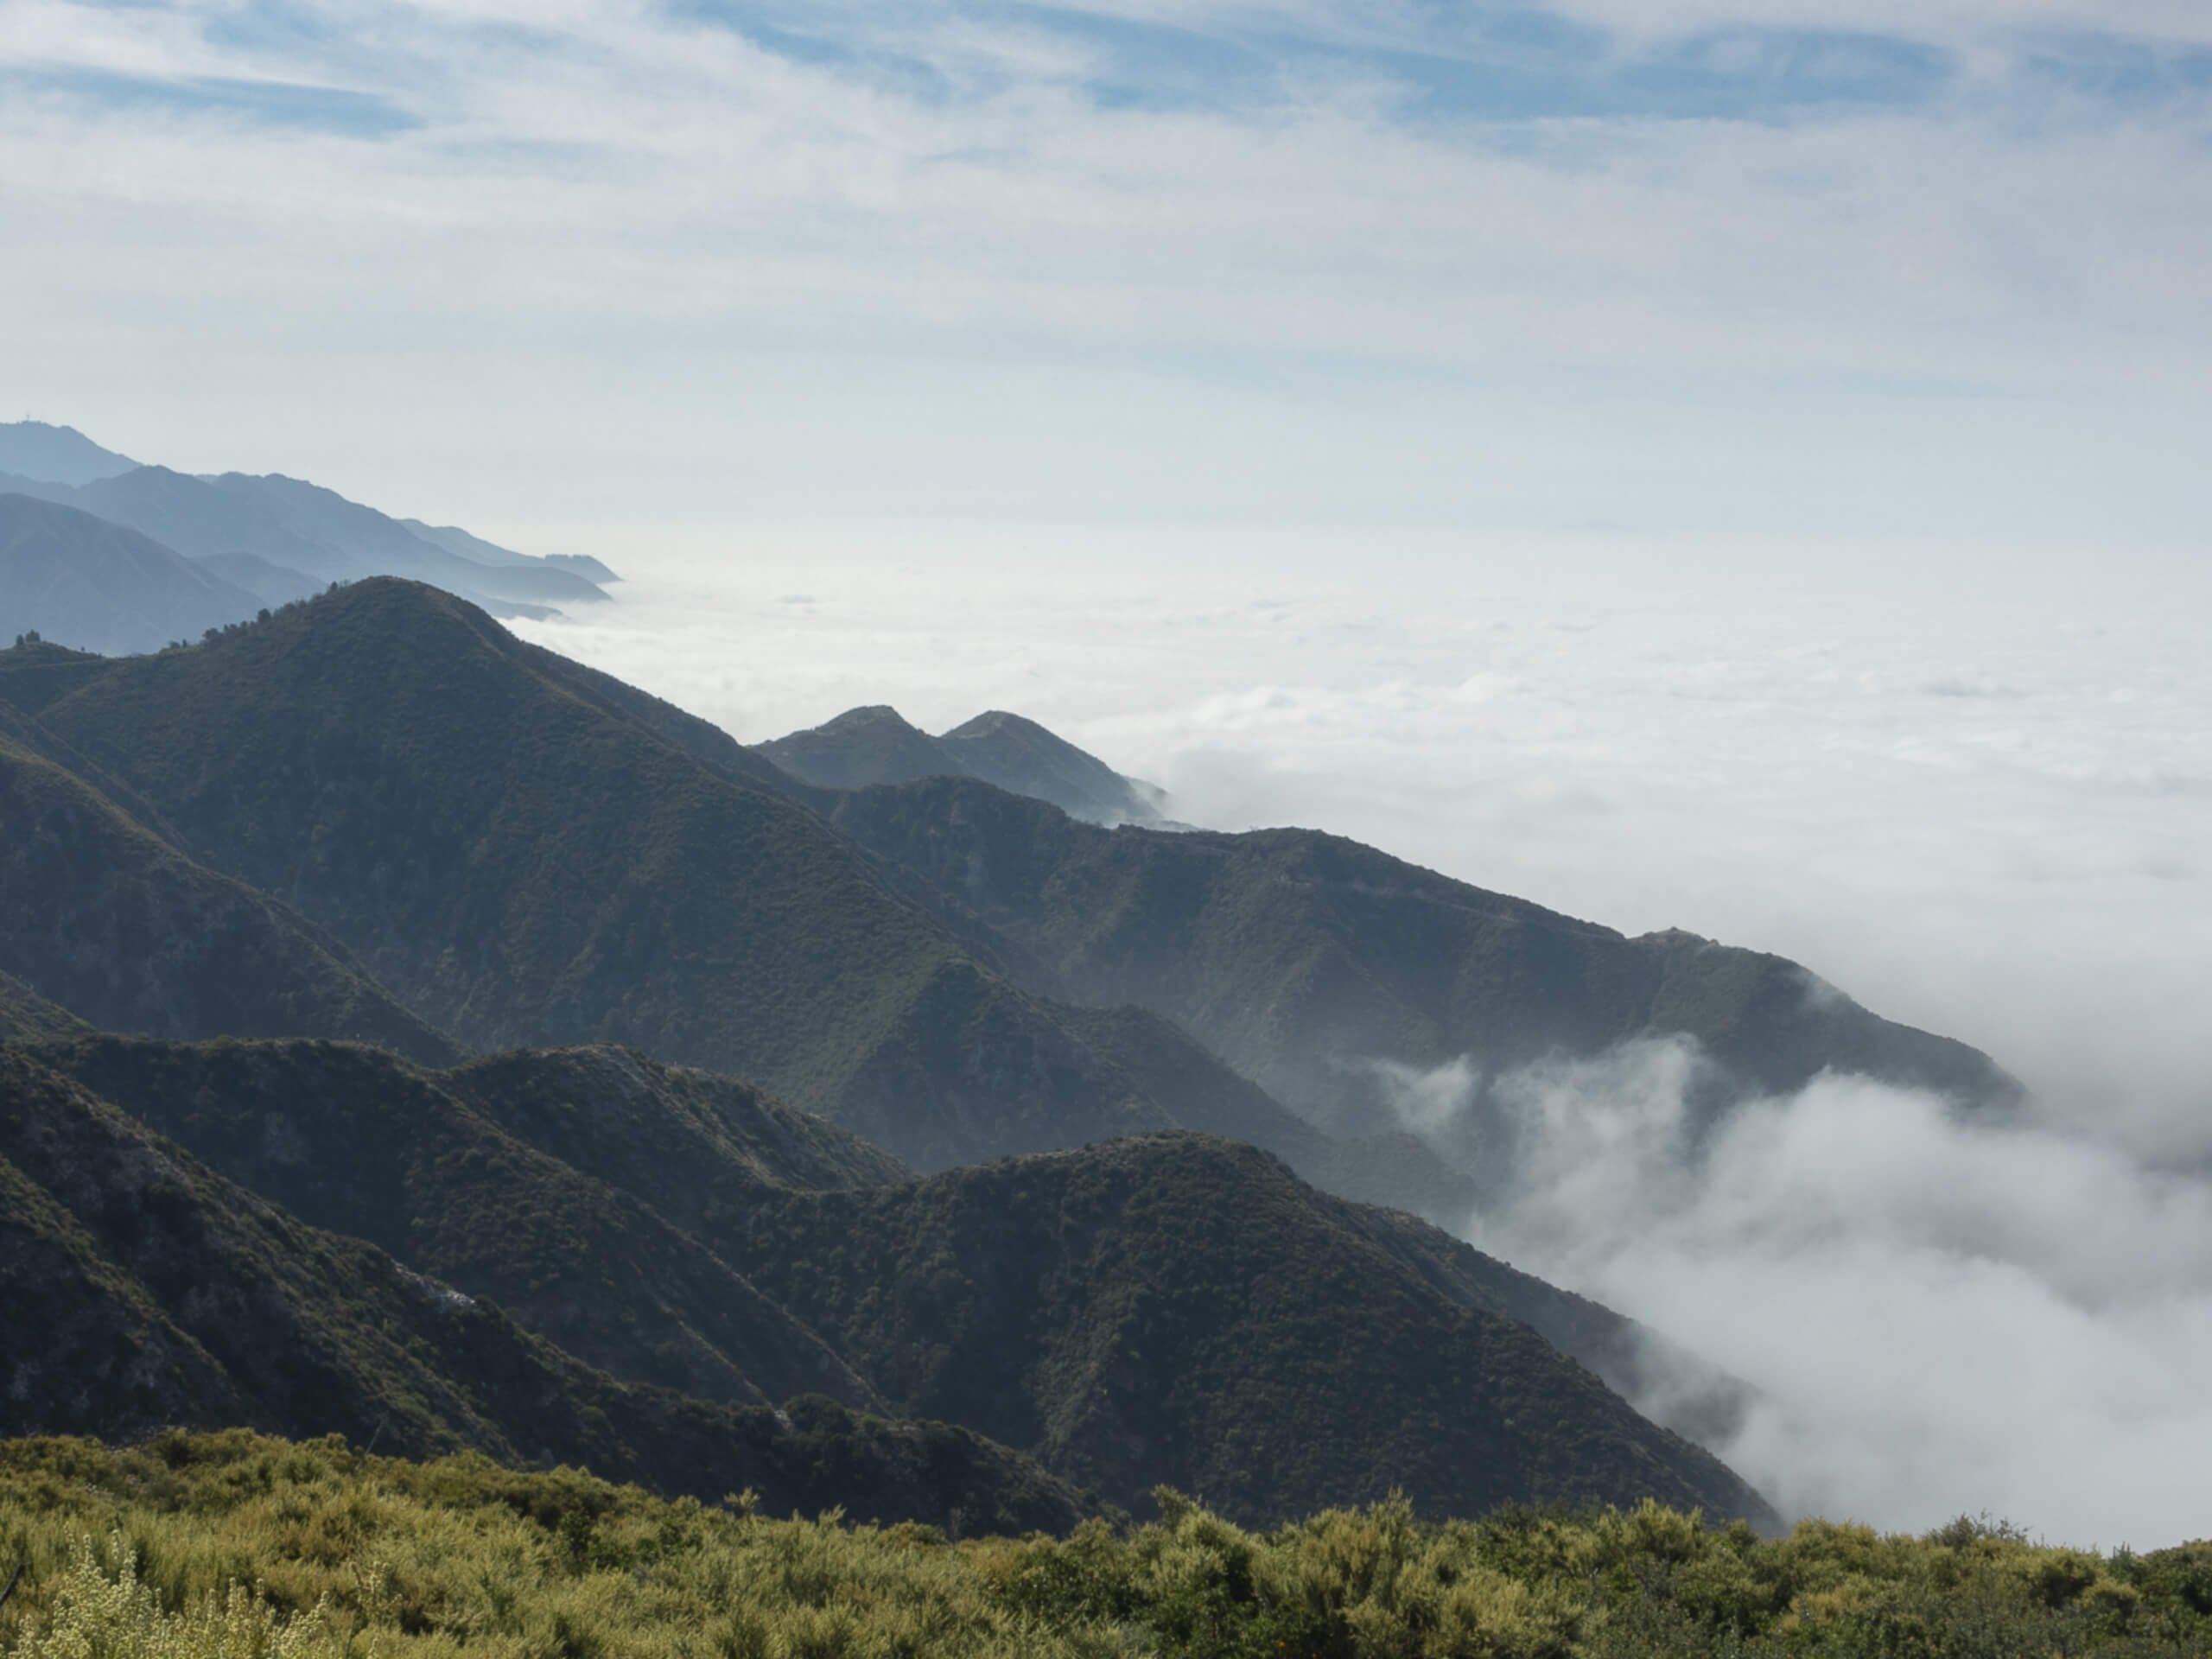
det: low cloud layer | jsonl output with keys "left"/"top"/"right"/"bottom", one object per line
{"left": 1398, "top": 1039, "right": 2212, "bottom": 1547}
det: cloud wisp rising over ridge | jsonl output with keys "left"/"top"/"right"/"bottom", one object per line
{"left": 1425, "top": 1039, "right": 2212, "bottom": 1545}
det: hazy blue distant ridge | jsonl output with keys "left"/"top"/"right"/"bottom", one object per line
{"left": 0, "top": 421, "right": 625, "bottom": 639}
{"left": 0, "top": 493, "right": 263, "bottom": 655}
{"left": 0, "top": 421, "right": 138, "bottom": 486}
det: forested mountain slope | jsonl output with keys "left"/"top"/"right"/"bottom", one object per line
{"left": 717, "top": 1132, "right": 1778, "bottom": 1529}
{"left": 3, "top": 1024, "right": 1766, "bottom": 1529}
{"left": 29, "top": 1033, "right": 878, "bottom": 1410}
{"left": 445, "top": 1043, "right": 912, "bottom": 1214}
{"left": 938, "top": 709, "right": 1166, "bottom": 825}
{"left": 0, "top": 1046, "right": 1088, "bottom": 1532}
{"left": 0, "top": 576, "right": 2009, "bottom": 1192}
{"left": 823, "top": 775, "right": 2018, "bottom": 1139}
{"left": 0, "top": 728, "right": 460, "bottom": 1065}
{"left": 759, "top": 702, "right": 1166, "bottom": 824}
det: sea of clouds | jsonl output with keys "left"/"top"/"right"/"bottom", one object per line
{"left": 504, "top": 516, "right": 2211, "bottom": 1544}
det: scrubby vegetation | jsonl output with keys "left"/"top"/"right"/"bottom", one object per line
{"left": 1, "top": 1434, "right": 2206, "bottom": 1659}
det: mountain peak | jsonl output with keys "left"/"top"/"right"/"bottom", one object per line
{"left": 819, "top": 704, "right": 925, "bottom": 734}
{"left": 759, "top": 702, "right": 1168, "bottom": 824}
{"left": 0, "top": 421, "right": 140, "bottom": 487}
{"left": 939, "top": 708, "right": 1030, "bottom": 739}
{"left": 754, "top": 703, "right": 963, "bottom": 790}
{"left": 938, "top": 708, "right": 1165, "bottom": 824}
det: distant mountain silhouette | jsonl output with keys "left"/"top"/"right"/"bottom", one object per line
{"left": 192, "top": 550, "right": 325, "bottom": 608}
{"left": 0, "top": 422, "right": 620, "bottom": 622}
{"left": 404, "top": 519, "right": 618, "bottom": 582}
{"left": 760, "top": 703, "right": 1167, "bottom": 824}
{"left": 206, "top": 473, "right": 610, "bottom": 608}
{"left": 0, "top": 420, "right": 137, "bottom": 486}
{"left": 1, "top": 493, "right": 263, "bottom": 654}
{"left": 545, "top": 550, "right": 622, "bottom": 582}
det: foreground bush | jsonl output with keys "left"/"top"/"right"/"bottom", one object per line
{"left": 0, "top": 1433, "right": 2206, "bottom": 1657}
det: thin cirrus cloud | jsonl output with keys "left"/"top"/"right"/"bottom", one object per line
{"left": 4, "top": 61, "right": 422, "bottom": 133}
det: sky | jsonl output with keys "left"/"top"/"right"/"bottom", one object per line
{"left": 5, "top": 0, "right": 2212, "bottom": 543}
{"left": 8, "top": 0, "right": 2212, "bottom": 1542}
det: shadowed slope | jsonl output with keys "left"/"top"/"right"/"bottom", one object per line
{"left": 0, "top": 729, "right": 461, "bottom": 1065}
{"left": 824, "top": 776, "right": 2018, "bottom": 1140}
{"left": 444, "top": 1045, "right": 910, "bottom": 1238}
{"left": 0, "top": 1047, "right": 1089, "bottom": 1530}
{"left": 1051, "top": 1001, "right": 1479, "bottom": 1222}
{"left": 0, "top": 969, "right": 92, "bottom": 1045}
{"left": 721, "top": 1132, "right": 1778, "bottom": 1530}
{"left": 30, "top": 1034, "right": 876, "bottom": 1411}
{"left": 938, "top": 709, "right": 1164, "bottom": 824}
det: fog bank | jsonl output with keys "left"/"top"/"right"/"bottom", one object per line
{"left": 1428, "top": 1041, "right": 2212, "bottom": 1546}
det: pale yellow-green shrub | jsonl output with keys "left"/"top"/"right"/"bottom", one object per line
{"left": 10, "top": 1535, "right": 337, "bottom": 1659}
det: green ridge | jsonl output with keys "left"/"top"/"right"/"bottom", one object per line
{"left": 0, "top": 730, "right": 460, "bottom": 1065}
{"left": 0, "top": 1048, "right": 1087, "bottom": 1530}
{"left": 824, "top": 776, "right": 2019, "bottom": 1142}
{"left": 720, "top": 1132, "right": 1777, "bottom": 1529}
{"left": 28, "top": 1033, "right": 876, "bottom": 1411}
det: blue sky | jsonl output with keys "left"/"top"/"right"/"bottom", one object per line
{"left": 3, "top": 0, "right": 2209, "bottom": 542}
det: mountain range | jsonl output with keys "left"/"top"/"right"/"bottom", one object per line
{"left": 0, "top": 468, "right": 2031, "bottom": 1536}
{"left": 0, "top": 421, "right": 617, "bottom": 653}
{"left": 758, "top": 702, "right": 1173, "bottom": 826}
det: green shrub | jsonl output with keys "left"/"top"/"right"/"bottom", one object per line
{"left": 2, "top": 1435, "right": 2208, "bottom": 1659}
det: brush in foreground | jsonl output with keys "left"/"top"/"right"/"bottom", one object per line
{"left": 3, "top": 1433, "right": 2210, "bottom": 1657}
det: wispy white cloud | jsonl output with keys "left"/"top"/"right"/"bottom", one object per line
{"left": 3, "top": 0, "right": 2209, "bottom": 530}
{"left": 1443, "top": 1040, "right": 2212, "bottom": 1542}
